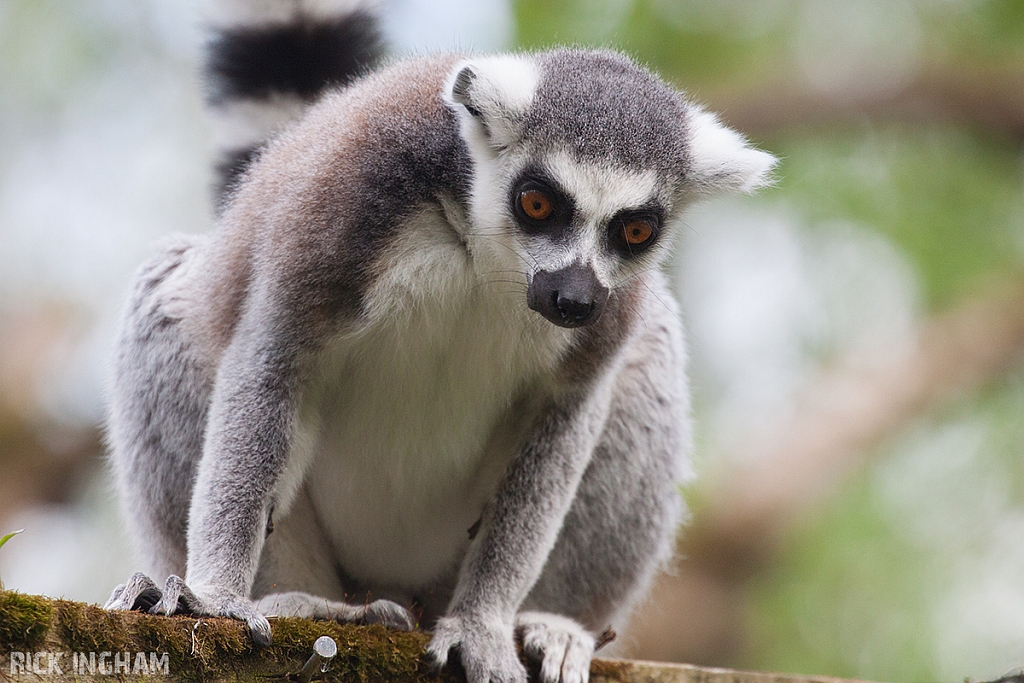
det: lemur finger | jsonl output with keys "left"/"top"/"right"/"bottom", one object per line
{"left": 104, "top": 584, "right": 125, "bottom": 609}
{"left": 104, "top": 572, "right": 161, "bottom": 612}
{"left": 214, "top": 592, "right": 273, "bottom": 646}
{"left": 362, "top": 599, "right": 415, "bottom": 631}
{"left": 424, "top": 618, "right": 460, "bottom": 672}
{"left": 149, "top": 574, "right": 194, "bottom": 615}
{"left": 559, "top": 635, "right": 592, "bottom": 683}
{"left": 422, "top": 644, "right": 451, "bottom": 675}
{"left": 235, "top": 608, "right": 272, "bottom": 647}
{"left": 538, "top": 631, "right": 570, "bottom": 683}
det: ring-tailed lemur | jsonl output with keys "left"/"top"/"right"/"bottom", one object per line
{"left": 104, "top": 2, "right": 776, "bottom": 683}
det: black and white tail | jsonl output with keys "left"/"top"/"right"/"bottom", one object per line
{"left": 204, "top": 0, "right": 384, "bottom": 205}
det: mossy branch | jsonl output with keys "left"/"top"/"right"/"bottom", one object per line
{"left": 0, "top": 592, "right": 871, "bottom": 683}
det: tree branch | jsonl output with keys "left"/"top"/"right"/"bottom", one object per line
{"left": 0, "top": 591, "right": 877, "bottom": 683}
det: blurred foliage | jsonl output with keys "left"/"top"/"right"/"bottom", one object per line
{"left": 514, "top": 0, "right": 787, "bottom": 91}
{"left": 775, "top": 126, "right": 1024, "bottom": 310}
{"left": 514, "top": 0, "right": 1024, "bottom": 80}
{"left": 0, "top": 530, "right": 24, "bottom": 590}
{"left": 744, "top": 473, "right": 936, "bottom": 682}
{"left": 746, "top": 368, "right": 1024, "bottom": 681}
{"left": 0, "top": 0, "right": 122, "bottom": 121}
{"left": 942, "top": 0, "right": 1024, "bottom": 61}
{"left": 0, "top": 530, "right": 24, "bottom": 552}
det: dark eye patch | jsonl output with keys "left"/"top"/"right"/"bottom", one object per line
{"left": 607, "top": 205, "right": 663, "bottom": 257}
{"left": 509, "top": 172, "right": 574, "bottom": 239}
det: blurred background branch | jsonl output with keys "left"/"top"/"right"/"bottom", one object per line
{"left": 714, "top": 63, "right": 1024, "bottom": 143}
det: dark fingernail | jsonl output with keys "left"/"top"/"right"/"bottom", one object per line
{"left": 252, "top": 627, "right": 273, "bottom": 648}
{"left": 422, "top": 652, "right": 439, "bottom": 673}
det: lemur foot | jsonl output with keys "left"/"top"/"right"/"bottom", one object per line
{"left": 104, "top": 573, "right": 272, "bottom": 647}
{"left": 255, "top": 591, "right": 415, "bottom": 630}
{"left": 426, "top": 614, "right": 527, "bottom": 683}
{"left": 517, "top": 612, "right": 595, "bottom": 683}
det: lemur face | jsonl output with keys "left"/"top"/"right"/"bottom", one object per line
{"left": 445, "top": 49, "right": 775, "bottom": 328}
{"left": 503, "top": 154, "right": 669, "bottom": 328}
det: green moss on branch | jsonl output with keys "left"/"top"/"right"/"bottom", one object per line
{"left": 0, "top": 592, "right": 879, "bottom": 683}
{"left": 1, "top": 591, "right": 449, "bottom": 683}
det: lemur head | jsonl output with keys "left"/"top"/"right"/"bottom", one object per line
{"left": 444, "top": 49, "right": 776, "bottom": 328}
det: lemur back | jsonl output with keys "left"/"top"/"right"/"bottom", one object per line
{"left": 105, "top": 3, "right": 775, "bottom": 683}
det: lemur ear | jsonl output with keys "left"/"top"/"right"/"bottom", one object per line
{"left": 445, "top": 56, "right": 539, "bottom": 150}
{"left": 450, "top": 65, "right": 483, "bottom": 116}
{"left": 686, "top": 107, "right": 777, "bottom": 195}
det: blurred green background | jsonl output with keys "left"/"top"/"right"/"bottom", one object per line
{"left": 1, "top": 1, "right": 1022, "bottom": 681}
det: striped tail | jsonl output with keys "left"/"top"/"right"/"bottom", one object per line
{"left": 204, "top": 0, "right": 384, "bottom": 206}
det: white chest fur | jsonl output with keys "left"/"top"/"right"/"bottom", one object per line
{"left": 287, "top": 208, "right": 570, "bottom": 587}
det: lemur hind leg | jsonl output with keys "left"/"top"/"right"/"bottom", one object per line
{"left": 105, "top": 236, "right": 213, "bottom": 610}
{"left": 252, "top": 485, "right": 415, "bottom": 631}
{"left": 255, "top": 593, "right": 414, "bottom": 630}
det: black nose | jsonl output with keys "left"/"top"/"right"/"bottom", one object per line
{"left": 528, "top": 263, "right": 609, "bottom": 328}
{"left": 554, "top": 293, "right": 594, "bottom": 325}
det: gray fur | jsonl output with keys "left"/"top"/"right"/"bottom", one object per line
{"left": 106, "top": 8, "right": 775, "bottom": 682}
{"left": 527, "top": 50, "right": 692, "bottom": 177}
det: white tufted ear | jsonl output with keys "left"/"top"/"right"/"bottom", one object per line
{"left": 687, "top": 107, "right": 777, "bottom": 195}
{"left": 444, "top": 55, "right": 539, "bottom": 151}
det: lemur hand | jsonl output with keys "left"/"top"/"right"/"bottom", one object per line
{"left": 426, "top": 613, "right": 527, "bottom": 683}
{"left": 104, "top": 572, "right": 272, "bottom": 646}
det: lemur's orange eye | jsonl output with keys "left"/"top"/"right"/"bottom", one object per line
{"left": 622, "top": 219, "right": 654, "bottom": 245}
{"left": 520, "top": 190, "right": 554, "bottom": 221}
